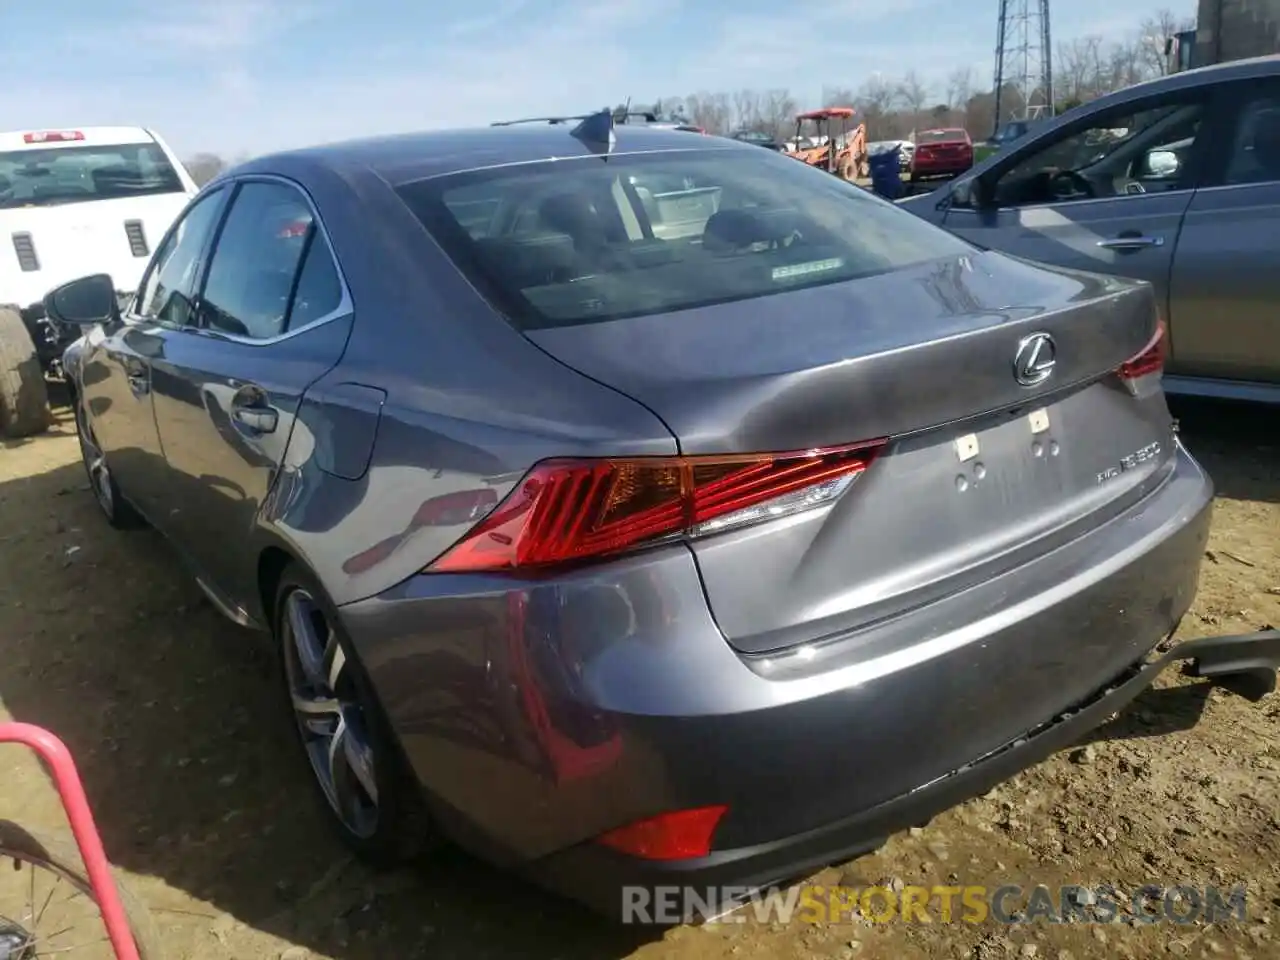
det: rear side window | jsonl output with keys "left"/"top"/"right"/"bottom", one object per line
{"left": 395, "top": 148, "right": 971, "bottom": 329}
{"left": 199, "top": 181, "right": 342, "bottom": 340}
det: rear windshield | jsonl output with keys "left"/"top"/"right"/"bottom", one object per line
{"left": 0, "top": 143, "right": 185, "bottom": 210}
{"left": 916, "top": 130, "right": 968, "bottom": 144}
{"left": 395, "top": 147, "right": 972, "bottom": 329}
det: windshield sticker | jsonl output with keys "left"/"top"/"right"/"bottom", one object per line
{"left": 772, "top": 258, "right": 844, "bottom": 282}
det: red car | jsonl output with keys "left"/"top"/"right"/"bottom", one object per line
{"left": 910, "top": 127, "right": 974, "bottom": 182}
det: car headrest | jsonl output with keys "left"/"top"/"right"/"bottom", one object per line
{"left": 1253, "top": 109, "right": 1280, "bottom": 169}
{"left": 702, "top": 207, "right": 800, "bottom": 252}
{"left": 537, "top": 192, "right": 605, "bottom": 242}
{"left": 91, "top": 165, "right": 142, "bottom": 188}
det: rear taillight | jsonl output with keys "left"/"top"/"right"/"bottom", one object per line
{"left": 23, "top": 130, "right": 84, "bottom": 144}
{"left": 595, "top": 805, "right": 728, "bottom": 860}
{"left": 1118, "top": 319, "right": 1167, "bottom": 383}
{"left": 427, "top": 440, "right": 885, "bottom": 573}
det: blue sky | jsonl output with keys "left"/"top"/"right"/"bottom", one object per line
{"left": 4, "top": 0, "right": 1196, "bottom": 158}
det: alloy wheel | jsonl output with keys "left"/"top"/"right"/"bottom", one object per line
{"left": 281, "top": 589, "right": 379, "bottom": 839}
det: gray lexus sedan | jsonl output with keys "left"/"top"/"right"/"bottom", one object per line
{"left": 47, "top": 114, "right": 1216, "bottom": 919}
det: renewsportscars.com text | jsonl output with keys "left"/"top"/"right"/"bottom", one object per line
{"left": 621, "top": 883, "right": 1249, "bottom": 926}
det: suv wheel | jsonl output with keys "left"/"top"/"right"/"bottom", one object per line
{"left": 0, "top": 307, "right": 51, "bottom": 439}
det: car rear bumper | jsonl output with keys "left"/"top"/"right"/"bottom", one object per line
{"left": 339, "top": 439, "right": 1215, "bottom": 915}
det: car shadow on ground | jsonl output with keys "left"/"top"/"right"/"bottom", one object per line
{"left": 0, "top": 450, "right": 653, "bottom": 958}
{"left": 1170, "top": 395, "right": 1280, "bottom": 504}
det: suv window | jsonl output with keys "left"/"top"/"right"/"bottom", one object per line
{"left": 1223, "top": 89, "right": 1280, "bottom": 185}
{"left": 199, "top": 181, "right": 341, "bottom": 340}
{"left": 134, "top": 188, "right": 226, "bottom": 327}
{"left": 0, "top": 142, "right": 185, "bottom": 210}
{"left": 991, "top": 99, "right": 1204, "bottom": 207}
{"left": 395, "top": 148, "right": 972, "bottom": 330}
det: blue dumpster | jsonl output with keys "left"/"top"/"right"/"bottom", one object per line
{"left": 867, "top": 145, "right": 904, "bottom": 200}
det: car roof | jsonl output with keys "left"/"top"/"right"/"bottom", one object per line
{"left": 0, "top": 126, "right": 157, "bottom": 151}
{"left": 248, "top": 123, "right": 739, "bottom": 187}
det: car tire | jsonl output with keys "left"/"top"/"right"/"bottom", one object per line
{"left": 273, "top": 562, "right": 436, "bottom": 867}
{"left": 73, "top": 395, "right": 146, "bottom": 529}
{"left": 0, "top": 306, "right": 52, "bottom": 439}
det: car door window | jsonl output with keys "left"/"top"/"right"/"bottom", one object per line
{"left": 1222, "top": 87, "right": 1280, "bottom": 185}
{"left": 199, "top": 181, "right": 331, "bottom": 340}
{"left": 990, "top": 98, "right": 1204, "bottom": 208}
{"left": 287, "top": 228, "right": 344, "bottom": 328}
{"left": 134, "top": 188, "right": 225, "bottom": 327}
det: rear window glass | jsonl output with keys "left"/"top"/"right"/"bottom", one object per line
{"left": 0, "top": 143, "right": 185, "bottom": 210}
{"left": 916, "top": 130, "right": 968, "bottom": 144}
{"left": 395, "top": 147, "right": 972, "bottom": 329}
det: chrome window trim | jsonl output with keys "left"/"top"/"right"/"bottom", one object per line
{"left": 126, "top": 172, "right": 354, "bottom": 346}
{"left": 1193, "top": 180, "right": 1280, "bottom": 195}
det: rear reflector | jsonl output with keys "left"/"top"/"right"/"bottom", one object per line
{"left": 123, "top": 220, "right": 149, "bottom": 257}
{"left": 1118, "top": 319, "right": 1166, "bottom": 382}
{"left": 11, "top": 233, "right": 39, "bottom": 272}
{"left": 23, "top": 130, "right": 84, "bottom": 144}
{"left": 427, "top": 440, "right": 885, "bottom": 572}
{"left": 594, "top": 805, "right": 728, "bottom": 860}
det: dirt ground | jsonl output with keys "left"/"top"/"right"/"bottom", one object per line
{"left": 0, "top": 395, "right": 1277, "bottom": 960}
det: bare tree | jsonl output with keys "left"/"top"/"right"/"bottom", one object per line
{"left": 681, "top": 92, "right": 733, "bottom": 135}
{"left": 822, "top": 86, "right": 856, "bottom": 108}
{"left": 1055, "top": 35, "right": 1108, "bottom": 103}
{"left": 1106, "top": 38, "right": 1145, "bottom": 92}
{"left": 947, "top": 65, "right": 972, "bottom": 126}
{"left": 1136, "top": 9, "right": 1197, "bottom": 76}
{"left": 732, "top": 90, "right": 762, "bottom": 133}
{"left": 760, "top": 89, "right": 798, "bottom": 142}
{"left": 183, "top": 153, "right": 227, "bottom": 186}
{"left": 853, "top": 74, "right": 901, "bottom": 139}
{"left": 896, "top": 70, "right": 930, "bottom": 135}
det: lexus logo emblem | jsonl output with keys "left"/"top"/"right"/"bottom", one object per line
{"left": 1013, "top": 332, "right": 1057, "bottom": 386}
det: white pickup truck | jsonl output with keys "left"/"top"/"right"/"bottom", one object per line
{"left": 0, "top": 126, "right": 197, "bottom": 437}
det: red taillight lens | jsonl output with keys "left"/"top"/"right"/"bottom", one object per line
{"left": 595, "top": 805, "right": 728, "bottom": 860}
{"left": 1118, "top": 319, "right": 1167, "bottom": 382}
{"left": 23, "top": 130, "right": 84, "bottom": 143}
{"left": 427, "top": 440, "right": 885, "bottom": 573}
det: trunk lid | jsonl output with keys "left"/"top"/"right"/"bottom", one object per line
{"left": 525, "top": 251, "right": 1175, "bottom": 654}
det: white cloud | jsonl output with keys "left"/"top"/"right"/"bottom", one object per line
{"left": 65, "top": 0, "right": 325, "bottom": 56}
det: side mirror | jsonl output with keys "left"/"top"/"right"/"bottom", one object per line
{"left": 1143, "top": 149, "right": 1180, "bottom": 177}
{"left": 44, "top": 274, "right": 120, "bottom": 327}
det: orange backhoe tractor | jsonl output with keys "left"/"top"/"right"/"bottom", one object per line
{"left": 790, "top": 107, "right": 869, "bottom": 180}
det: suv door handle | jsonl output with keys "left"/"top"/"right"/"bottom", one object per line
{"left": 1097, "top": 235, "right": 1165, "bottom": 251}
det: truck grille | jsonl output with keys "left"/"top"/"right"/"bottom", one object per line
{"left": 11, "top": 233, "right": 39, "bottom": 272}
{"left": 123, "top": 220, "right": 149, "bottom": 257}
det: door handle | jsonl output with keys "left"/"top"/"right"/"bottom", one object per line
{"left": 1097, "top": 235, "right": 1165, "bottom": 251}
{"left": 125, "top": 372, "right": 149, "bottom": 396}
{"left": 232, "top": 404, "right": 278, "bottom": 434}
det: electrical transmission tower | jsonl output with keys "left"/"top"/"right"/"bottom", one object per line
{"left": 992, "top": 0, "right": 1053, "bottom": 134}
